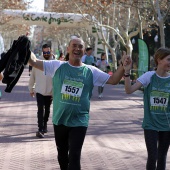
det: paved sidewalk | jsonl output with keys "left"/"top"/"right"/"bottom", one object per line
{"left": 0, "top": 67, "right": 170, "bottom": 170}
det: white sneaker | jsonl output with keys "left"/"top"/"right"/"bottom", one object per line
{"left": 98, "top": 93, "right": 103, "bottom": 99}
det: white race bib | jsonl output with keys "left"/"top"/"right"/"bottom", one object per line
{"left": 61, "top": 79, "right": 84, "bottom": 97}
{"left": 150, "top": 91, "right": 169, "bottom": 107}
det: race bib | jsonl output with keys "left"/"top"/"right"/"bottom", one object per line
{"left": 150, "top": 91, "right": 169, "bottom": 107}
{"left": 61, "top": 79, "right": 84, "bottom": 97}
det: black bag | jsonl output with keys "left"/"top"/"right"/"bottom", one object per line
{"left": 2, "top": 35, "right": 31, "bottom": 93}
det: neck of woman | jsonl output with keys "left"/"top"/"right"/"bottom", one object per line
{"left": 156, "top": 69, "right": 170, "bottom": 77}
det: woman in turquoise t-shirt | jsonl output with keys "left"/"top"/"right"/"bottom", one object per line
{"left": 123, "top": 47, "right": 170, "bottom": 170}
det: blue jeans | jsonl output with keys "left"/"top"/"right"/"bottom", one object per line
{"left": 53, "top": 124, "right": 87, "bottom": 170}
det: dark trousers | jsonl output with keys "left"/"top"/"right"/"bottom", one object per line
{"left": 144, "top": 129, "right": 170, "bottom": 170}
{"left": 29, "top": 65, "right": 32, "bottom": 72}
{"left": 98, "top": 86, "right": 104, "bottom": 94}
{"left": 53, "top": 124, "right": 87, "bottom": 170}
{"left": 36, "top": 93, "right": 52, "bottom": 131}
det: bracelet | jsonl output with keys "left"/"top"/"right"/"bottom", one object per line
{"left": 124, "top": 72, "right": 130, "bottom": 75}
{"left": 124, "top": 74, "right": 130, "bottom": 77}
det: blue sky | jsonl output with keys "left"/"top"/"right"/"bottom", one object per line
{"left": 28, "top": 0, "right": 44, "bottom": 11}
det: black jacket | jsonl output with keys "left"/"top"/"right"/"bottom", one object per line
{"left": 2, "top": 35, "right": 31, "bottom": 93}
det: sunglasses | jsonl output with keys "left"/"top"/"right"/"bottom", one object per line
{"left": 43, "top": 51, "right": 50, "bottom": 55}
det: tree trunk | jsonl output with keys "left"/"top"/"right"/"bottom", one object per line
{"left": 159, "top": 20, "right": 165, "bottom": 47}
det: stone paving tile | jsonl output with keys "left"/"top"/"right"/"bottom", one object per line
{"left": 0, "top": 67, "right": 170, "bottom": 170}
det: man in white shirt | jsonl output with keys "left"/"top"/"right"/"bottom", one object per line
{"left": 28, "top": 38, "right": 129, "bottom": 169}
{"left": 28, "top": 44, "right": 53, "bottom": 138}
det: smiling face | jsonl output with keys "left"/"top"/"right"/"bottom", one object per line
{"left": 67, "top": 38, "right": 85, "bottom": 65}
{"left": 158, "top": 55, "right": 170, "bottom": 71}
{"left": 154, "top": 48, "right": 170, "bottom": 76}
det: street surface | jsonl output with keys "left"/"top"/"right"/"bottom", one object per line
{"left": 0, "top": 67, "right": 170, "bottom": 170}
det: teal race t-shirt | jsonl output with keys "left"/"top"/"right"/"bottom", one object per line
{"left": 43, "top": 61, "right": 110, "bottom": 127}
{"left": 82, "top": 55, "right": 94, "bottom": 65}
{"left": 138, "top": 72, "right": 170, "bottom": 131}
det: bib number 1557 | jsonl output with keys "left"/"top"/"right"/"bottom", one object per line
{"left": 65, "top": 85, "right": 79, "bottom": 94}
{"left": 61, "top": 80, "right": 84, "bottom": 97}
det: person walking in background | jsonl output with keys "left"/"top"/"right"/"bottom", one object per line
{"left": 28, "top": 44, "right": 53, "bottom": 138}
{"left": 123, "top": 47, "right": 170, "bottom": 170}
{"left": 81, "top": 47, "right": 95, "bottom": 66}
{"left": 65, "top": 53, "right": 69, "bottom": 61}
{"left": 0, "top": 53, "right": 6, "bottom": 82}
{"left": 96, "top": 52, "right": 110, "bottom": 98}
{"left": 28, "top": 37, "right": 128, "bottom": 170}
{"left": 58, "top": 52, "right": 65, "bottom": 61}
{"left": 0, "top": 72, "right": 2, "bottom": 99}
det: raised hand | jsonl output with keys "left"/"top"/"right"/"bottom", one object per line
{"left": 122, "top": 51, "right": 132, "bottom": 73}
